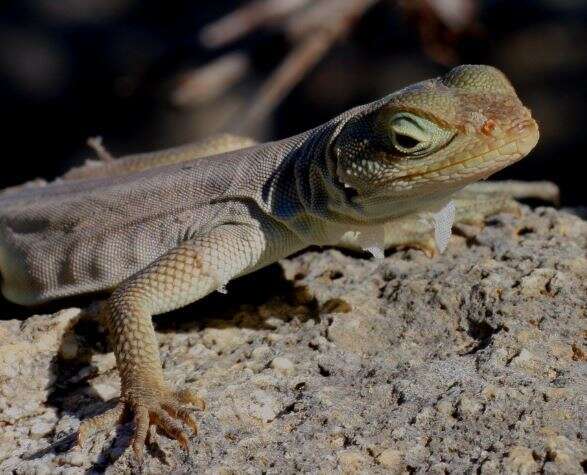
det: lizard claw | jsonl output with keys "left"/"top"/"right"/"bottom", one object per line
{"left": 77, "top": 387, "right": 205, "bottom": 458}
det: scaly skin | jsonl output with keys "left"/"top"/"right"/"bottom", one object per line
{"left": 0, "top": 65, "right": 539, "bottom": 457}
{"left": 63, "top": 133, "right": 257, "bottom": 181}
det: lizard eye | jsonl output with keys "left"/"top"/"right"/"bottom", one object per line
{"left": 393, "top": 131, "right": 421, "bottom": 150}
{"left": 388, "top": 112, "right": 453, "bottom": 156}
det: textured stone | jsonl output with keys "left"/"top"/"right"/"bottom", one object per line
{"left": 0, "top": 207, "right": 586, "bottom": 473}
{"left": 337, "top": 450, "right": 369, "bottom": 474}
{"left": 270, "top": 356, "right": 294, "bottom": 375}
{"left": 503, "top": 446, "right": 539, "bottom": 474}
{"left": 377, "top": 448, "right": 404, "bottom": 471}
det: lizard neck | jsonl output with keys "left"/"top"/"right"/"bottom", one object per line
{"left": 293, "top": 121, "right": 370, "bottom": 226}
{"left": 291, "top": 119, "right": 418, "bottom": 227}
{"left": 267, "top": 111, "right": 462, "bottom": 245}
{"left": 278, "top": 120, "right": 387, "bottom": 245}
{"left": 289, "top": 117, "right": 462, "bottom": 241}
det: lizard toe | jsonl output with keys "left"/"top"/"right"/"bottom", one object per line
{"left": 77, "top": 402, "right": 125, "bottom": 448}
{"left": 173, "top": 388, "right": 206, "bottom": 410}
{"left": 152, "top": 408, "right": 189, "bottom": 449}
{"left": 127, "top": 387, "right": 204, "bottom": 455}
{"left": 131, "top": 406, "right": 150, "bottom": 458}
{"left": 162, "top": 401, "right": 199, "bottom": 433}
{"left": 77, "top": 388, "right": 204, "bottom": 458}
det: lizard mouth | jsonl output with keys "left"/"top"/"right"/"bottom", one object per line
{"left": 388, "top": 124, "right": 539, "bottom": 186}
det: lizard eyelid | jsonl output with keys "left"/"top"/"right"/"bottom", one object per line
{"left": 388, "top": 112, "right": 453, "bottom": 156}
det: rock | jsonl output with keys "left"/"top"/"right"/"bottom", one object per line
{"left": 543, "top": 435, "right": 585, "bottom": 474}
{"left": 201, "top": 326, "right": 247, "bottom": 353}
{"left": 321, "top": 298, "right": 353, "bottom": 314}
{"left": 29, "top": 420, "right": 54, "bottom": 439}
{"left": 250, "top": 345, "right": 271, "bottom": 361}
{"left": 247, "top": 390, "right": 281, "bottom": 423}
{"left": 0, "top": 207, "right": 586, "bottom": 473}
{"left": 270, "top": 356, "right": 294, "bottom": 375}
{"left": 90, "top": 381, "right": 119, "bottom": 401}
{"left": 59, "top": 333, "right": 79, "bottom": 360}
{"left": 480, "top": 458, "right": 501, "bottom": 474}
{"left": 0, "top": 308, "right": 82, "bottom": 425}
{"left": 337, "top": 450, "right": 369, "bottom": 474}
{"left": 377, "top": 448, "right": 404, "bottom": 472}
{"left": 503, "top": 446, "right": 539, "bottom": 474}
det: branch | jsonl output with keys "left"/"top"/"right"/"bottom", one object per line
{"left": 231, "top": 0, "right": 380, "bottom": 133}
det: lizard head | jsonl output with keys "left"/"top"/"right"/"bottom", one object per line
{"left": 330, "top": 64, "right": 539, "bottom": 219}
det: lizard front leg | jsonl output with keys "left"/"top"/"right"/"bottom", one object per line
{"left": 77, "top": 223, "right": 267, "bottom": 457}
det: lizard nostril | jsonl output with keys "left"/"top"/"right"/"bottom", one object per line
{"left": 480, "top": 119, "right": 496, "bottom": 136}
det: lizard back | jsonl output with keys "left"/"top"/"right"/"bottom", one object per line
{"left": 0, "top": 138, "right": 304, "bottom": 304}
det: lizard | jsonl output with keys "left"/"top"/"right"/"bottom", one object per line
{"left": 0, "top": 65, "right": 540, "bottom": 457}
{"left": 59, "top": 136, "right": 556, "bottom": 257}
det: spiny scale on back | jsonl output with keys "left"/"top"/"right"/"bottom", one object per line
{"left": 0, "top": 65, "right": 539, "bottom": 456}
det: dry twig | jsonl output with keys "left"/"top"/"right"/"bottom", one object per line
{"left": 171, "top": 53, "right": 251, "bottom": 106}
{"left": 200, "top": 0, "right": 311, "bottom": 48}
{"left": 230, "top": 0, "right": 380, "bottom": 133}
{"left": 186, "top": 0, "right": 479, "bottom": 134}
{"left": 87, "top": 136, "right": 115, "bottom": 162}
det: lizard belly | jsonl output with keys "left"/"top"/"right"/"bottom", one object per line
{"left": 0, "top": 173, "right": 229, "bottom": 305}
{"left": 0, "top": 204, "right": 202, "bottom": 305}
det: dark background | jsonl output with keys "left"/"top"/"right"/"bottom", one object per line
{"left": 0, "top": 0, "right": 585, "bottom": 205}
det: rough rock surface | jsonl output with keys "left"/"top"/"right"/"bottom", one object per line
{"left": 1, "top": 206, "right": 586, "bottom": 474}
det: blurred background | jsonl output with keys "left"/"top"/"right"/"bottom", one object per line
{"left": 0, "top": 0, "right": 585, "bottom": 205}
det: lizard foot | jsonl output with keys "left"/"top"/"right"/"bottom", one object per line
{"left": 77, "top": 388, "right": 205, "bottom": 458}
{"left": 396, "top": 236, "right": 437, "bottom": 258}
